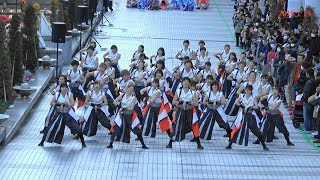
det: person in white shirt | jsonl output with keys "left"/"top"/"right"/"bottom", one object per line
{"left": 66, "top": 60, "right": 85, "bottom": 108}
{"left": 199, "top": 81, "right": 232, "bottom": 140}
{"left": 107, "top": 84, "right": 148, "bottom": 149}
{"left": 38, "top": 84, "right": 86, "bottom": 148}
{"left": 226, "top": 84, "right": 269, "bottom": 151}
{"left": 193, "top": 40, "right": 208, "bottom": 59}
{"left": 213, "top": 44, "right": 231, "bottom": 62}
{"left": 195, "top": 47, "right": 210, "bottom": 70}
{"left": 113, "top": 69, "right": 134, "bottom": 94}
{"left": 150, "top": 47, "right": 166, "bottom": 66}
{"left": 80, "top": 46, "right": 99, "bottom": 73}
{"left": 131, "top": 45, "right": 145, "bottom": 62}
{"left": 131, "top": 61, "right": 148, "bottom": 102}
{"left": 259, "top": 87, "right": 294, "bottom": 146}
{"left": 140, "top": 79, "right": 164, "bottom": 138}
{"left": 82, "top": 81, "right": 111, "bottom": 137}
{"left": 175, "top": 40, "right": 192, "bottom": 61}
{"left": 103, "top": 45, "right": 121, "bottom": 78}
{"left": 79, "top": 42, "right": 98, "bottom": 57}
{"left": 197, "top": 61, "right": 217, "bottom": 82}
{"left": 168, "top": 77, "right": 204, "bottom": 149}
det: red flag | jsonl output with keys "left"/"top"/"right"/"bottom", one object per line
{"left": 131, "top": 111, "right": 140, "bottom": 129}
{"left": 142, "top": 104, "right": 150, "bottom": 116}
{"left": 158, "top": 100, "right": 171, "bottom": 132}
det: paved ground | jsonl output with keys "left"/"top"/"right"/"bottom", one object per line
{"left": 1, "top": 0, "right": 320, "bottom": 179}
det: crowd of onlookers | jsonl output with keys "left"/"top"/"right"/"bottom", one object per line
{"left": 232, "top": 0, "right": 320, "bottom": 144}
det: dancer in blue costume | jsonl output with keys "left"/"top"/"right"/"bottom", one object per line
{"left": 181, "top": 0, "right": 195, "bottom": 11}
{"left": 138, "top": 0, "right": 151, "bottom": 9}
{"left": 169, "top": 0, "right": 182, "bottom": 9}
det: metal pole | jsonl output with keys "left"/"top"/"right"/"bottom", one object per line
{"left": 79, "top": 31, "right": 82, "bottom": 61}
{"left": 56, "top": 43, "right": 58, "bottom": 79}
{"left": 16, "top": 0, "right": 18, "bottom": 13}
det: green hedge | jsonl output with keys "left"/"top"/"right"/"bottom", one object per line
{"left": 0, "top": 99, "right": 9, "bottom": 114}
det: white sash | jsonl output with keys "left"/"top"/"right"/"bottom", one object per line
{"left": 217, "top": 106, "right": 227, "bottom": 123}
{"left": 83, "top": 106, "right": 93, "bottom": 122}
{"left": 68, "top": 108, "right": 80, "bottom": 122}
{"left": 100, "top": 105, "right": 110, "bottom": 117}
{"left": 234, "top": 109, "right": 243, "bottom": 128}
{"left": 78, "top": 85, "right": 86, "bottom": 96}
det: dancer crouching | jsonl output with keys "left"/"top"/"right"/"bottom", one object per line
{"left": 107, "top": 84, "right": 148, "bottom": 149}
{"left": 38, "top": 84, "right": 86, "bottom": 148}
{"left": 226, "top": 85, "right": 269, "bottom": 151}
{"left": 199, "top": 81, "right": 232, "bottom": 140}
{"left": 259, "top": 87, "right": 294, "bottom": 146}
{"left": 168, "top": 77, "right": 203, "bottom": 149}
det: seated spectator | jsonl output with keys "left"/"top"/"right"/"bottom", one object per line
{"left": 149, "top": 0, "right": 160, "bottom": 10}
{"left": 181, "top": 0, "right": 195, "bottom": 11}
{"left": 168, "top": 0, "right": 182, "bottom": 9}
{"left": 159, "top": 0, "right": 169, "bottom": 9}
{"left": 196, "top": 0, "right": 208, "bottom": 10}
{"left": 137, "top": 0, "right": 151, "bottom": 9}
{"left": 127, "top": 0, "right": 138, "bottom": 8}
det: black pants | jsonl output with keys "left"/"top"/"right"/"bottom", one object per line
{"left": 111, "top": 113, "right": 141, "bottom": 143}
{"left": 262, "top": 113, "right": 292, "bottom": 143}
{"left": 316, "top": 115, "right": 320, "bottom": 139}
{"left": 235, "top": 33, "right": 241, "bottom": 46}
{"left": 233, "top": 113, "right": 263, "bottom": 146}
{"left": 103, "top": 0, "right": 113, "bottom": 11}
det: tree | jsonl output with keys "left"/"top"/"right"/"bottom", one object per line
{"left": 8, "top": 14, "right": 24, "bottom": 86}
{"left": 302, "top": 6, "right": 319, "bottom": 37}
{"left": 50, "top": 0, "right": 65, "bottom": 23}
{"left": 22, "top": 5, "right": 38, "bottom": 73}
{"left": 68, "top": 0, "right": 80, "bottom": 29}
{"left": 0, "top": 21, "right": 12, "bottom": 102}
{"left": 269, "top": 0, "right": 278, "bottom": 22}
{"left": 62, "top": 1, "right": 71, "bottom": 30}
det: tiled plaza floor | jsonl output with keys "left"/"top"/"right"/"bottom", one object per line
{"left": 1, "top": 0, "right": 320, "bottom": 179}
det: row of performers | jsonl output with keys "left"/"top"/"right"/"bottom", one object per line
{"left": 38, "top": 67, "right": 294, "bottom": 150}
{"left": 126, "top": 0, "right": 209, "bottom": 10}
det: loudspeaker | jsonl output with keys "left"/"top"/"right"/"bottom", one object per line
{"left": 77, "top": 5, "right": 89, "bottom": 24}
{"left": 52, "top": 22, "right": 66, "bottom": 43}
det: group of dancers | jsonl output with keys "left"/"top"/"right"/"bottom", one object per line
{"left": 126, "top": 0, "right": 209, "bottom": 10}
{"left": 38, "top": 40, "right": 294, "bottom": 151}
